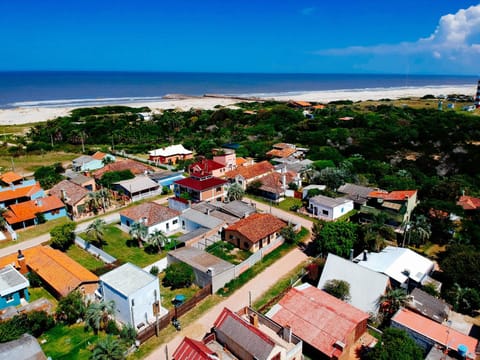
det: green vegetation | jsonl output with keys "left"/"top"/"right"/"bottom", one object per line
{"left": 0, "top": 311, "right": 55, "bottom": 343}
{"left": 163, "top": 262, "right": 195, "bottom": 289}
{"left": 313, "top": 221, "right": 357, "bottom": 258}
{"left": 323, "top": 279, "right": 351, "bottom": 301}
{"left": 50, "top": 222, "right": 76, "bottom": 251}
{"left": 66, "top": 245, "right": 105, "bottom": 270}
{"left": 98, "top": 169, "right": 134, "bottom": 189}
{"left": 33, "top": 163, "right": 64, "bottom": 189}
{"left": 206, "top": 241, "right": 251, "bottom": 264}
{"left": 28, "top": 286, "right": 57, "bottom": 305}
{"left": 158, "top": 272, "right": 201, "bottom": 311}
{"left": 365, "top": 328, "right": 423, "bottom": 360}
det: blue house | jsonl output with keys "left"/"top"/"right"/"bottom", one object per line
{"left": 72, "top": 152, "right": 115, "bottom": 172}
{"left": 0, "top": 265, "right": 29, "bottom": 310}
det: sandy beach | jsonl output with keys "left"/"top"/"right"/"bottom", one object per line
{"left": 0, "top": 84, "right": 475, "bottom": 126}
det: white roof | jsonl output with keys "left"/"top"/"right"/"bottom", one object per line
{"left": 180, "top": 208, "right": 224, "bottom": 229}
{"left": 148, "top": 144, "right": 192, "bottom": 157}
{"left": 354, "top": 246, "right": 434, "bottom": 284}
{"left": 318, "top": 254, "right": 389, "bottom": 314}
{"left": 114, "top": 176, "right": 159, "bottom": 193}
{"left": 0, "top": 265, "right": 29, "bottom": 297}
{"left": 100, "top": 262, "right": 157, "bottom": 297}
{"left": 309, "top": 194, "right": 353, "bottom": 208}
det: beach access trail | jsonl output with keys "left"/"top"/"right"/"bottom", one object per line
{"left": 145, "top": 199, "right": 313, "bottom": 360}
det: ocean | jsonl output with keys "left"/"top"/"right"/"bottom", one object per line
{"left": 0, "top": 71, "right": 476, "bottom": 109}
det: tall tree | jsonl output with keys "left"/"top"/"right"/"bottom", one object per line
{"left": 315, "top": 221, "right": 357, "bottom": 258}
{"left": 129, "top": 221, "right": 148, "bottom": 248}
{"left": 85, "top": 301, "right": 115, "bottom": 335}
{"left": 86, "top": 219, "right": 107, "bottom": 248}
{"left": 365, "top": 328, "right": 423, "bottom": 360}
{"left": 50, "top": 222, "right": 76, "bottom": 251}
{"left": 147, "top": 229, "right": 168, "bottom": 253}
{"left": 323, "top": 279, "right": 351, "bottom": 301}
{"left": 227, "top": 183, "right": 245, "bottom": 201}
{"left": 56, "top": 290, "right": 86, "bottom": 325}
{"left": 90, "top": 336, "right": 126, "bottom": 360}
{"left": 378, "top": 288, "right": 408, "bottom": 318}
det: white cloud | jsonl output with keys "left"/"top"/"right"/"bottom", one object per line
{"left": 316, "top": 4, "right": 480, "bottom": 64}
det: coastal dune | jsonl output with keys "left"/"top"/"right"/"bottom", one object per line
{"left": 0, "top": 84, "right": 475, "bottom": 126}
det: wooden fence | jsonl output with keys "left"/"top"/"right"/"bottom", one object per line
{"left": 136, "top": 284, "right": 212, "bottom": 344}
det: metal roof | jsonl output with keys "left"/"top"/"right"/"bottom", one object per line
{"left": 309, "top": 194, "right": 353, "bottom": 208}
{"left": 168, "top": 247, "right": 234, "bottom": 274}
{"left": 114, "top": 176, "right": 159, "bottom": 193}
{"left": 180, "top": 209, "right": 224, "bottom": 229}
{"left": 100, "top": 262, "right": 157, "bottom": 297}
{"left": 0, "top": 265, "right": 29, "bottom": 297}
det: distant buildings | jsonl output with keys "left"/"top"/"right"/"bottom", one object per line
{"left": 148, "top": 144, "right": 193, "bottom": 165}
{"left": 308, "top": 194, "right": 354, "bottom": 221}
{"left": 72, "top": 152, "right": 115, "bottom": 172}
{"left": 120, "top": 202, "right": 180, "bottom": 236}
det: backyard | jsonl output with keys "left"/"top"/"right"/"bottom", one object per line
{"left": 205, "top": 241, "right": 252, "bottom": 264}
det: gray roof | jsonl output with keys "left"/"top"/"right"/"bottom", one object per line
{"left": 0, "top": 333, "right": 47, "bottom": 360}
{"left": 318, "top": 254, "right": 389, "bottom": 314}
{"left": 175, "top": 227, "right": 210, "bottom": 243}
{"left": 215, "top": 200, "right": 257, "bottom": 219}
{"left": 169, "top": 247, "right": 234, "bottom": 274}
{"left": 65, "top": 171, "right": 94, "bottom": 186}
{"left": 72, "top": 155, "right": 94, "bottom": 165}
{"left": 0, "top": 265, "right": 29, "bottom": 297}
{"left": 100, "top": 262, "right": 157, "bottom": 297}
{"left": 337, "top": 183, "right": 375, "bottom": 205}
{"left": 148, "top": 171, "right": 184, "bottom": 181}
{"left": 180, "top": 208, "right": 225, "bottom": 229}
{"left": 407, "top": 288, "right": 449, "bottom": 323}
{"left": 114, "top": 176, "right": 160, "bottom": 193}
{"left": 309, "top": 194, "right": 353, "bottom": 208}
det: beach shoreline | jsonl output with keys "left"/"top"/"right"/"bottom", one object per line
{"left": 0, "top": 84, "right": 475, "bottom": 126}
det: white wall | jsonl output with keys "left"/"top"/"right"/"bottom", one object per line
{"left": 130, "top": 277, "right": 160, "bottom": 328}
{"left": 148, "top": 217, "right": 180, "bottom": 235}
{"left": 102, "top": 283, "right": 131, "bottom": 326}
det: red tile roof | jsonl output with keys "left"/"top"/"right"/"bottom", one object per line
{"left": 0, "top": 245, "right": 98, "bottom": 297}
{"left": 93, "top": 159, "right": 153, "bottom": 179}
{"left": 269, "top": 284, "right": 369, "bottom": 357}
{"left": 175, "top": 176, "right": 227, "bottom": 191}
{"left": 236, "top": 157, "right": 247, "bottom": 166}
{"left": 48, "top": 180, "right": 89, "bottom": 206}
{"left": 4, "top": 196, "right": 65, "bottom": 224}
{"left": 457, "top": 195, "right": 480, "bottom": 210}
{"left": 392, "top": 308, "right": 478, "bottom": 355}
{"left": 368, "top": 190, "right": 417, "bottom": 201}
{"left": 120, "top": 202, "right": 180, "bottom": 227}
{"left": 291, "top": 101, "right": 311, "bottom": 107}
{"left": 266, "top": 148, "right": 296, "bottom": 158}
{"left": 173, "top": 337, "right": 217, "bottom": 360}
{"left": 189, "top": 159, "right": 225, "bottom": 177}
{"left": 91, "top": 151, "right": 107, "bottom": 160}
{"left": 259, "top": 171, "right": 296, "bottom": 195}
{"left": 225, "top": 161, "right": 274, "bottom": 181}
{"left": 0, "top": 182, "right": 43, "bottom": 203}
{"left": 0, "top": 171, "right": 23, "bottom": 184}
{"left": 226, "top": 213, "right": 286, "bottom": 243}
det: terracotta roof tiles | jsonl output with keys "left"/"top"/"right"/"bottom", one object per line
{"left": 4, "top": 196, "right": 65, "bottom": 224}
{"left": 0, "top": 171, "right": 23, "bottom": 184}
{"left": 93, "top": 159, "right": 153, "bottom": 179}
{"left": 49, "top": 180, "right": 89, "bottom": 206}
{"left": 225, "top": 161, "right": 274, "bottom": 181}
{"left": 120, "top": 202, "right": 180, "bottom": 227}
{"left": 0, "top": 182, "right": 43, "bottom": 203}
{"left": 226, "top": 213, "right": 286, "bottom": 243}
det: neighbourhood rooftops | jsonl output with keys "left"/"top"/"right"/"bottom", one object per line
{"left": 309, "top": 194, "right": 353, "bottom": 208}
{"left": 168, "top": 247, "right": 234, "bottom": 274}
{"left": 318, "top": 253, "right": 390, "bottom": 314}
{"left": 266, "top": 147, "right": 296, "bottom": 158}
{"left": 225, "top": 213, "right": 286, "bottom": 244}
{"left": 368, "top": 190, "right": 417, "bottom": 201}
{"left": 181, "top": 208, "right": 225, "bottom": 229}
{"left": 210, "top": 200, "right": 257, "bottom": 219}
{"left": 72, "top": 154, "right": 94, "bottom": 165}
{"left": 4, "top": 196, "right": 64, "bottom": 224}
{"left": 65, "top": 172, "right": 94, "bottom": 186}
{"left": 258, "top": 171, "right": 297, "bottom": 195}
{"left": 0, "top": 182, "right": 42, "bottom": 203}
{"left": 114, "top": 175, "right": 159, "bottom": 193}
{"left": 392, "top": 308, "right": 478, "bottom": 357}
{"left": 48, "top": 179, "right": 89, "bottom": 206}
{"left": 0, "top": 171, "right": 23, "bottom": 185}
{"left": 225, "top": 161, "right": 274, "bottom": 181}
{"left": 173, "top": 337, "right": 218, "bottom": 360}
{"left": 175, "top": 176, "right": 227, "bottom": 191}
{"left": 93, "top": 159, "right": 153, "bottom": 179}
{"left": 189, "top": 159, "right": 225, "bottom": 176}
{"left": 100, "top": 262, "right": 157, "bottom": 297}
{"left": 0, "top": 333, "right": 47, "bottom": 360}
{"left": 354, "top": 246, "right": 434, "bottom": 284}
{"left": 120, "top": 202, "right": 180, "bottom": 227}
{"left": 267, "top": 283, "right": 369, "bottom": 358}
{"left": 337, "top": 183, "right": 375, "bottom": 204}
{"left": 0, "top": 265, "right": 29, "bottom": 297}
{"left": 457, "top": 195, "right": 480, "bottom": 210}
{"left": 148, "top": 144, "right": 192, "bottom": 157}
{"left": 407, "top": 288, "right": 450, "bottom": 323}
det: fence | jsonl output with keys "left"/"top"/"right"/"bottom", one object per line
{"left": 136, "top": 284, "right": 212, "bottom": 344}
{"left": 74, "top": 236, "right": 117, "bottom": 264}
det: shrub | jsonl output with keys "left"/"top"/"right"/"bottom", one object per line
{"left": 105, "top": 320, "right": 119, "bottom": 335}
{"left": 50, "top": 222, "right": 76, "bottom": 251}
{"left": 149, "top": 265, "right": 159, "bottom": 277}
{"left": 163, "top": 263, "right": 195, "bottom": 289}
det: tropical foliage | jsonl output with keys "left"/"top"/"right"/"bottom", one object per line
{"left": 365, "top": 328, "right": 423, "bottom": 360}
{"left": 163, "top": 262, "right": 195, "bottom": 289}
{"left": 50, "top": 222, "right": 76, "bottom": 251}
{"left": 56, "top": 290, "right": 86, "bottom": 325}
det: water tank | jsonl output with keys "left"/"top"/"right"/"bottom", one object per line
{"left": 457, "top": 344, "right": 468, "bottom": 357}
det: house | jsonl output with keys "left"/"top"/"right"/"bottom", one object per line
{"left": 318, "top": 253, "right": 390, "bottom": 315}
{"left": 120, "top": 202, "right": 180, "bottom": 236}
{"left": 113, "top": 175, "right": 160, "bottom": 201}
{"left": 0, "top": 171, "right": 24, "bottom": 187}
{"left": 189, "top": 158, "right": 226, "bottom": 178}
{"left": 208, "top": 200, "right": 257, "bottom": 219}
{"left": 174, "top": 174, "right": 227, "bottom": 202}
{"left": 65, "top": 171, "right": 96, "bottom": 191}
{"left": 179, "top": 208, "right": 225, "bottom": 232}
{"left": 354, "top": 246, "right": 435, "bottom": 290}
{"left": 0, "top": 182, "right": 44, "bottom": 208}
{"left": 0, "top": 333, "right": 48, "bottom": 360}
{"left": 212, "top": 148, "right": 237, "bottom": 171}
{"left": 3, "top": 195, "right": 67, "bottom": 230}
{"left": 391, "top": 308, "right": 477, "bottom": 358}
{"left": 308, "top": 194, "right": 354, "bottom": 220}
{"left": 48, "top": 179, "right": 90, "bottom": 218}
{"left": 457, "top": 195, "right": 480, "bottom": 212}
{"left": 360, "top": 189, "right": 418, "bottom": 228}
{"left": 173, "top": 307, "right": 303, "bottom": 360}
{"left": 225, "top": 160, "right": 275, "bottom": 190}
{"left": 0, "top": 246, "right": 99, "bottom": 299}
{"left": 167, "top": 247, "right": 234, "bottom": 293}
{"left": 148, "top": 144, "right": 193, "bottom": 165}
{"left": 256, "top": 169, "right": 301, "bottom": 202}
{"left": 0, "top": 265, "right": 29, "bottom": 310}
{"left": 148, "top": 171, "right": 185, "bottom": 191}
{"left": 337, "top": 183, "right": 375, "bottom": 208}
{"left": 407, "top": 288, "right": 450, "bottom": 323}
{"left": 72, "top": 152, "right": 115, "bottom": 172}
{"left": 224, "top": 213, "right": 286, "bottom": 253}
{"left": 92, "top": 159, "right": 154, "bottom": 180}
{"left": 272, "top": 158, "right": 313, "bottom": 179}
{"left": 302, "top": 184, "right": 326, "bottom": 199}
{"left": 99, "top": 262, "right": 165, "bottom": 330}
{"left": 267, "top": 283, "right": 369, "bottom": 360}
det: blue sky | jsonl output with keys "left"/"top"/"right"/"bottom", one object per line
{"left": 0, "top": 1, "right": 479, "bottom": 74}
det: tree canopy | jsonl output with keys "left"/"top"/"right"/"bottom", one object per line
{"left": 365, "top": 328, "right": 423, "bottom": 360}
{"left": 314, "top": 221, "right": 357, "bottom": 258}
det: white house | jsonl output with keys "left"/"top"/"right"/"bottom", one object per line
{"left": 308, "top": 195, "right": 354, "bottom": 220}
{"left": 99, "top": 263, "right": 166, "bottom": 330}
{"left": 119, "top": 202, "right": 180, "bottom": 236}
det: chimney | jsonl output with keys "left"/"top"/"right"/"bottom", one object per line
{"left": 17, "top": 250, "right": 27, "bottom": 274}
{"left": 283, "top": 324, "right": 292, "bottom": 343}
{"left": 363, "top": 250, "right": 368, "bottom": 261}
{"left": 249, "top": 313, "right": 259, "bottom": 328}
{"left": 349, "top": 249, "right": 354, "bottom": 261}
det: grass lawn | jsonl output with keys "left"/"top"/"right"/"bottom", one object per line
{"left": 158, "top": 272, "right": 202, "bottom": 311}
{"left": 206, "top": 241, "right": 251, "bottom": 264}
{"left": 67, "top": 244, "right": 105, "bottom": 271}
{"left": 0, "top": 151, "right": 79, "bottom": 174}
{"left": 28, "top": 286, "right": 58, "bottom": 305}
{"left": 80, "top": 225, "right": 164, "bottom": 268}
{"left": 418, "top": 242, "right": 447, "bottom": 260}
{"left": 40, "top": 323, "right": 105, "bottom": 360}
{"left": 277, "top": 197, "right": 302, "bottom": 212}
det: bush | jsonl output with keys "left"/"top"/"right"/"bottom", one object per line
{"left": 0, "top": 311, "right": 55, "bottom": 342}
{"left": 50, "top": 222, "right": 76, "bottom": 251}
{"left": 163, "top": 263, "right": 195, "bottom": 289}
{"left": 149, "top": 265, "right": 159, "bottom": 277}
{"left": 105, "top": 320, "right": 119, "bottom": 335}
{"left": 27, "top": 271, "right": 42, "bottom": 288}
{"left": 119, "top": 324, "right": 137, "bottom": 346}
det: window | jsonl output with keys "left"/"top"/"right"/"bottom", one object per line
{"left": 322, "top": 209, "right": 329, "bottom": 216}
{"left": 5, "top": 294, "right": 14, "bottom": 302}
{"left": 173, "top": 219, "right": 178, "bottom": 224}
{"left": 216, "top": 187, "right": 222, "bottom": 192}
{"left": 244, "top": 241, "right": 249, "bottom": 249}
{"left": 51, "top": 209, "right": 60, "bottom": 215}
{"left": 229, "top": 234, "right": 234, "bottom": 239}
{"left": 341, "top": 207, "right": 344, "bottom": 213}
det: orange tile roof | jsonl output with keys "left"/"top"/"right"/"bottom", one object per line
{"left": 269, "top": 284, "right": 369, "bottom": 357}
{"left": 91, "top": 151, "right": 106, "bottom": 160}
{"left": 0, "top": 182, "right": 43, "bottom": 203}
{"left": 266, "top": 148, "right": 296, "bottom": 158}
{"left": 313, "top": 104, "right": 326, "bottom": 109}
{"left": 457, "top": 195, "right": 480, "bottom": 210}
{"left": 0, "top": 171, "right": 23, "bottom": 184}
{"left": 225, "top": 161, "right": 274, "bottom": 181}
{"left": 236, "top": 157, "right": 247, "bottom": 166}
{"left": 292, "top": 101, "right": 311, "bottom": 107}
{"left": 93, "top": 159, "right": 153, "bottom": 179}
{"left": 4, "top": 196, "right": 65, "bottom": 224}
{"left": 120, "top": 202, "right": 180, "bottom": 227}
{"left": 0, "top": 245, "right": 98, "bottom": 297}
{"left": 226, "top": 213, "right": 286, "bottom": 243}
{"left": 259, "top": 171, "right": 296, "bottom": 194}
{"left": 368, "top": 190, "right": 417, "bottom": 201}
{"left": 392, "top": 308, "right": 478, "bottom": 355}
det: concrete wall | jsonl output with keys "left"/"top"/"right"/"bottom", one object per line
{"left": 131, "top": 278, "right": 160, "bottom": 328}
{"left": 102, "top": 282, "right": 131, "bottom": 326}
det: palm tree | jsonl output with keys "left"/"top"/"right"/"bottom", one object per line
{"left": 403, "top": 215, "right": 432, "bottom": 247}
{"left": 227, "top": 183, "right": 245, "bottom": 202}
{"left": 129, "top": 221, "right": 148, "bottom": 248}
{"left": 85, "top": 301, "right": 116, "bottom": 334}
{"left": 88, "top": 191, "right": 102, "bottom": 214}
{"left": 378, "top": 288, "right": 408, "bottom": 317}
{"left": 147, "top": 229, "right": 168, "bottom": 253}
{"left": 90, "top": 336, "right": 126, "bottom": 360}
{"left": 97, "top": 188, "right": 112, "bottom": 211}
{"left": 86, "top": 219, "right": 107, "bottom": 248}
